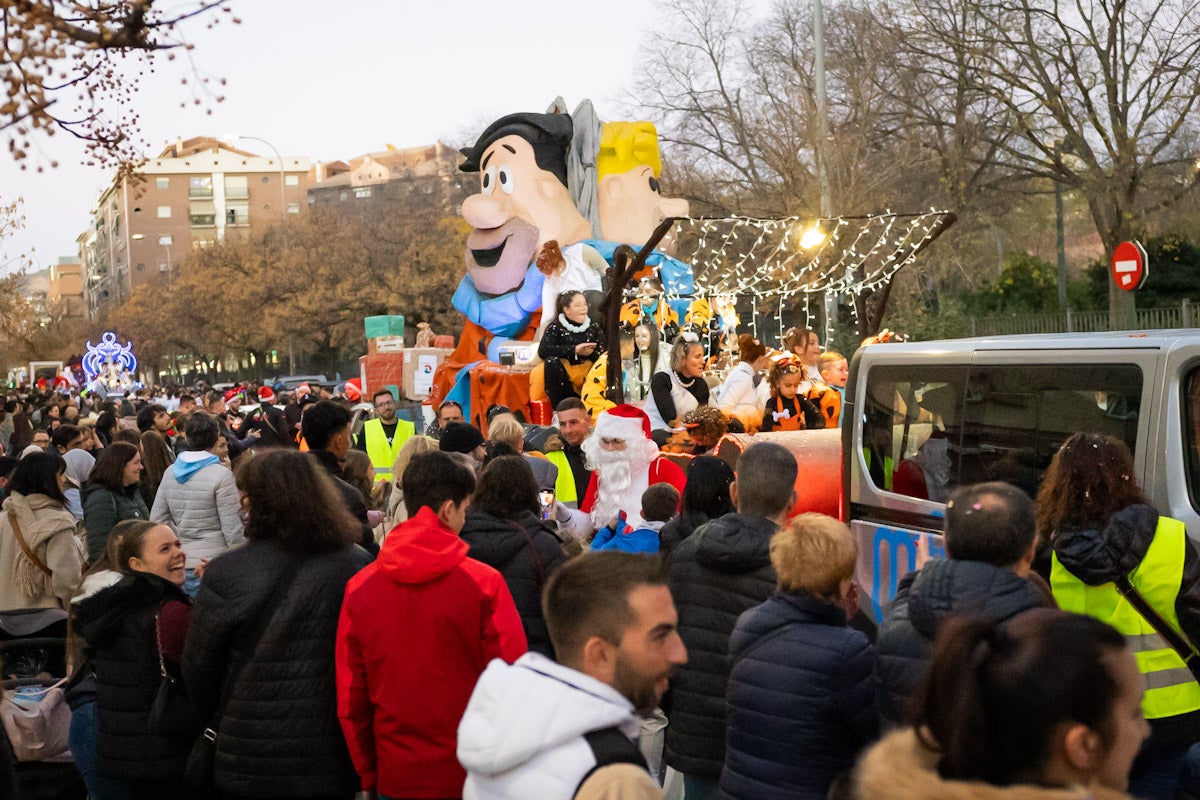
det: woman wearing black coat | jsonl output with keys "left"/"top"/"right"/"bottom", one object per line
{"left": 181, "top": 450, "right": 371, "bottom": 800}
{"left": 659, "top": 455, "right": 735, "bottom": 558}
{"left": 82, "top": 442, "right": 149, "bottom": 563}
{"left": 74, "top": 520, "right": 193, "bottom": 800}
{"left": 537, "top": 290, "right": 605, "bottom": 408}
{"left": 458, "top": 455, "right": 566, "bottom": 657}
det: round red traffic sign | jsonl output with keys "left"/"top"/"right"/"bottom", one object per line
{"left": 1111, "top": 240, "right": 1148, "bottom": 292}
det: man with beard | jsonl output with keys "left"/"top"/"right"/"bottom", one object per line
{"left": 578, "top": 404, "right": 686, "bottom": 532}
{"left": 458, "top": 551, "right": 687, "bottom": 798}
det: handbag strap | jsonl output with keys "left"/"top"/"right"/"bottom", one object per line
{"left": 203, "top": 558, "right": 299, "bottom": 736}
{"left": 1114, "top": 574, "right": 1200, "bottom": 675}
{"left": 8, "top": 510, "right": 52, "bottom": 578}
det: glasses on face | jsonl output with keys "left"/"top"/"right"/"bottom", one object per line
{"left": 375, "top": 401, "right": 394, "bottom": 409}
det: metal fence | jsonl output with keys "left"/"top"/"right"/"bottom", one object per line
{"left": 971, "top": 300, "right": 1196, "bottom": 337}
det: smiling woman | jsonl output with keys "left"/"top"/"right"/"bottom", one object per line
{"left": 73, "top": 519, "right": 196, "bottom": 795}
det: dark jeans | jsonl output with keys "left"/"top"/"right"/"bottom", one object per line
{"left": 67, "top": 699, "right": 130, "bottom": 800}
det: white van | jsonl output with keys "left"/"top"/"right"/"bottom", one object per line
{"left": 843, "top": 330, "right": 1200, "bottom": 624}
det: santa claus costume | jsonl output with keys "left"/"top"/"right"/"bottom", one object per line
{"left": 579, "top": 404, "right": 686, "bottom": 529}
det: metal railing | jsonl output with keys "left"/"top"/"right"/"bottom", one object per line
{"left": 970, "top": 300, "right": 1196, "bottom": 337}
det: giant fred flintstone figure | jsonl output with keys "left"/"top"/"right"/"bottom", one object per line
{"left": 433, "top": 112, "right": 607, "bottom": 415}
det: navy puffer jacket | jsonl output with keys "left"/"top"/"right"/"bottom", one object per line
{"left": 873, "top": 558, "right": 1050, "bottom": 729}
{"left": 721, "top": 591, "right": 877, "bottom": 800}
{"left": 665, "top": 512, "right": 778, "bottom": 778}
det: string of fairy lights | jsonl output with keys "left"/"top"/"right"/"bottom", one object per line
{"left": 633, "top": 210, "right": 956, "bottom": 345}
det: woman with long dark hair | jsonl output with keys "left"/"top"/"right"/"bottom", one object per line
{"left": 82, "top": 441, "right": 149, "bottom": 563}
{"left": 457, "top": 455, "right": 566, "bottom": 656}
{"left": 0, "top": 451, "right": 82, "bottom": 609}
{"left": 182, "top": 449, "right": 371, "bottom": 800}
{"left": 74, "top": 519, "right": 192, "bottom": 799}
{"left": 1038, "top": 432, "right": 1200, "bottom": 798}
{"left": 537, "top": 290, "right": 606, "bottom": 408}
{"left": 853, "top": 609, "right": 1147, "bottom": 799}
{"left": 659, "top": 455, "right": 735, "bottom": 557}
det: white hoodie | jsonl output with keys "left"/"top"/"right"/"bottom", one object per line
{"left": 458, "top": 652, "right": 642, "bottom": 799}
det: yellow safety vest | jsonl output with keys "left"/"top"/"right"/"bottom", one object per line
{"left": 1052, "top": 515, "right": 1200, "bottom": 720}
{"left": 545, "top": 450, "right": 578, "bottom": 505}
{"left": 864, "top": 449, "right": 894, "bottom": 491}
{"left": 362, "top": 417, "right": 414, "bottom": 482}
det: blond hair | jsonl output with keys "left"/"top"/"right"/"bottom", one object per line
{"left": 597, "top": 121, "right": 662, "bottom": 180}
{"left": 770, "top": 513, "right": 857, "bottom": 597}
{"left": 818, "top": 351, "right": 846, "bottom": 374}
{"left": 486, "top": 413, "right": 524, "bottom": 450}
{"left": 391, "top": 435, "right": 438, "bottom": 484}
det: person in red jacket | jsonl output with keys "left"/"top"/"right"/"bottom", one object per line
{"left": 335, "top": 451, "right": 527, "bottom": 800}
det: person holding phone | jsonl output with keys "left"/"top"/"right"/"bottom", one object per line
{"left": 538, "top": 290, "right": 606, "bottom": 408}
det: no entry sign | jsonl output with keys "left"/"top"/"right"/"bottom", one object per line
{"left": 1111, "top": 240, "right": 1148, "bottom": 292}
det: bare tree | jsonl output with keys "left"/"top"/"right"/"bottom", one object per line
{"left": 884, "top": 0, "right": 1200, "bottom": 318}
{"left": 1, "top": 0, "right": 234, "bottom": 172}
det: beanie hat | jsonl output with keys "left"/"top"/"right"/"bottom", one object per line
{"left": 594, "top": 404, "right": 652, "bottom": 441}
{"left": 257, "top": 386, "right": 275, "bottom": 402}
{"left": 439, "top": 422, "right": 485, "bottom": 454}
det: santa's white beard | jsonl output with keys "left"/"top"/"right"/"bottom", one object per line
{"left": 583, "top": 435, "right": 659, "bottom": 529}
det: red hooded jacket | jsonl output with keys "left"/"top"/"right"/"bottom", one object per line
{"left": 335, "top": 506, "right": 527, "bottom": 797}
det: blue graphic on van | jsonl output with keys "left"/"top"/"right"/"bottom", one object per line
{"left": 869, "top": 525, "right": 946, "bottom": 620}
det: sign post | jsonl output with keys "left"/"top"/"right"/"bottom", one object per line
{"left": 1111, "top": 240, "right": 1149, "bottom": 292}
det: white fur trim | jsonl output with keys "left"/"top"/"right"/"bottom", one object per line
{"left": 594, "top": 412, "right": 647, "bottom": 441}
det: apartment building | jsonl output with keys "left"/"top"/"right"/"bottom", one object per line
{"left": 48, "top": 257, "right": 84, "bottom": 318}
{"left": 307, "top": 142, "right": 466, "bottom": 210}
{"left": 81, "top": 136, "right": 310, "bottom": 318}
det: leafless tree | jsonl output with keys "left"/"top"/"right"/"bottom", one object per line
{"left": 1, "top": 0, "right": 234, "bottom": 172}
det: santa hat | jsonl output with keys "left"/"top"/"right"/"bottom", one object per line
{"left": 343, "top": 378, "right": 362, "bottom": 402}
{"left": 257, "top": 386, "right": 275, "bottom": 402}
{"left": 296, "top": 383, "right": 311, "bottom": 398}
{"left": 594, "top": 404, "right": 652, "bottom": 441}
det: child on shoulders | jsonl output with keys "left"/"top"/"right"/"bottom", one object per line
{"left": 591, "top": 482, "right": 680, "bottom": 554}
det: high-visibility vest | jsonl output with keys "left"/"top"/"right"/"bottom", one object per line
{"left": 1052, "top": 515, "right": 1200, "bottom": 720}
{"left": 545, "top": 450, "right": 578, "bottom": 505}
{"left": 362, "top": 417, "right": 414, "bottom": 482}
{"left": 864, "top": 448, "right": 893, "bottom": 491}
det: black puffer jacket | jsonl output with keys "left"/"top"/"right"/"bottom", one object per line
{"left": 1053, "top": 503, "right": 1200, "bottom": 747}
{"left": 722, "top": 591, "right": 878, "bottom": 800}
{"left": 181, "top": 538, "right": 372, "bottom": 798}
{"left": 658, "top": 510, "right": 711, "bottom": 559}
{"left": 310, "top": 449, "right": 378, "bottom": 558}
{"left": 74, "top": 572, "right": 193, "bottom": 782}
{"left": 459, "top": 507, "right": 566, "bottom": 657}
{"left": 665, "top": 512, "right": 778, "bottom": 778}
{"left": 874, "top": 558, "right": 1050, "bottom": 730}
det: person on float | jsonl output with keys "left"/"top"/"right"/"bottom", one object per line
{"left": 580, "top": 325, "right": 638, "bottom": 421}
{"left": 644, "top": 333, "right": 711, "bottom": 447}
{"left": 1039, "top": 432, "right": 1200, "bottom": 798}
{"left": 621, "top": 277, "right": 681, "bottom": 345}
{"left": 760, "top": 358, "right": 825, "bottom": 433}
{"left": 717, "top": 333, "right": 771, "bottom": 433}
{"left": 537, "top": 290, "right": 606, "bottom": 409}
{"left": 782, "top": 326, "right": 824, "bottom": 387}
{"left": 817, "top": 350, "right": 849, "bottom": 427}
{"left": 577, "top": 404, "right": 686, "bottom": 533}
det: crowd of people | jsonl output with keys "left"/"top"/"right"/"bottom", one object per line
{"left": 0, "top": 320, "right": 1197, "bottom": 800}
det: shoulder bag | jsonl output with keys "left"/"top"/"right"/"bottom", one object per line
{"left": 183, "top": 561, "right": 298, "bottom": 792}
{"left": 9, "top": 510, "right": 51, "bottom": 578}
{"left": 1115, "top": 574, "right": 1200, "bottom": 682}
{"left": 148, "top": 604, "right": 202, "bottom": 742}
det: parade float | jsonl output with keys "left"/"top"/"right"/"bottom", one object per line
{"left": 369, "top": 99, "right": 961, "bottom": 432}
{"left": 81, "top": 331, "right": 140, "bottom": 397}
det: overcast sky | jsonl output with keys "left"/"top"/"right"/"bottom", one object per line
{"left": 0, "top": 0, "right": 673, "bottom": 270}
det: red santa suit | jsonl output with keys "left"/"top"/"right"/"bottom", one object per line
{"left": 579, "top": 404, "right": 686, "bottom": 529}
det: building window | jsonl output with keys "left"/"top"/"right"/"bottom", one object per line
{"left": 224, "top": 175, "right": 249, "bottom": 199}
{"left": 285, "top": 174, "right": 299, "bottom": 186}
{"left": 189, "top": 199, "right": 216, "bottom": 226}
{"left": 156, "top": 205, "right": 171, "bottom": 218}
{"left": 286, "top": 203, "right": 300, "bottom": 214}
{"left": 225, "top": 200, "right": 249, "bottom": 225}
{"left": 156, "top": 178, "right": 169, "bottom": 190}
{"left": 354, "top": 187, "right": 372, "bottom": 199}
{"left": 158, "top": 234, "right": 173, "bottom": 246}
{"left": 261, "top": 176, "right": 270, "bottom": 184}
{"left": 189, "top": 177, "right": 213, "bottom": 198}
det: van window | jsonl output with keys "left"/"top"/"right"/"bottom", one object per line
{"left": 1184, "top": 369, "right": 1200, "bottom": 512}
{"left": 863, "top": 363, "right": 1142, "bottom": 501}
